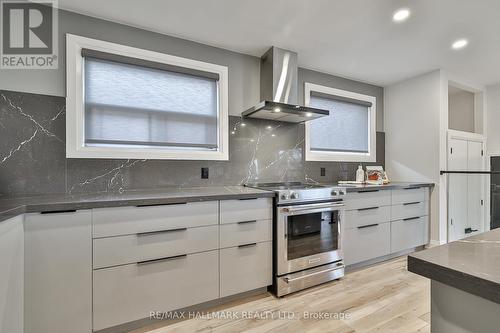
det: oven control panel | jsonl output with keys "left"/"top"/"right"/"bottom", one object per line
{"left": 277, "top": 187, "right": 346, "bottom": 204}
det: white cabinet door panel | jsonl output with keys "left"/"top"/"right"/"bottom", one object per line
{"left": 448, "top": 138, "right": 468, "bottom": 242}
{"left": 93, "top": 201, "right": 218, "bottom": 238}
{"left": 467, "top": 140, "right": 484, "bottom": 235}
{"left": 0, "top": 216, "right": 23, "bottom": 333}
{"left": 24, "top": 211, "right": 92, "bottom": 333}
{"left": 93, "top": 225, "right": 219, "bottom": 269}
{"left": 220, "top": 198, "right": 272, "bottom": 224}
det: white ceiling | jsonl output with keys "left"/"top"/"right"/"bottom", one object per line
{"left": 58, "top": 0, "right": 500, "bottom": 87}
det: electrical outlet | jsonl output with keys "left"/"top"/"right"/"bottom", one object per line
{"left": 320, "top": 167, "right": 326, "bottom": 176}
{"left": 201, "top": 167, "right": 209, "bottom": 179}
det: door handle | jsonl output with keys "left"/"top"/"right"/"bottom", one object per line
{"left": 358, "top": 206, "right": 379, "bottom": 211}
{"left": 137, "top": 227, "right": 187, "bottom": 237}
{"left": 137, "top": 254, "right": 187, "bottom": 265}
{"left": 238, "top": 242, "right": 257, "bottom": 248}
{"left": 403, "top": 202, "right": 421, "bottom": 206}
{"left": 403, "top": 217, "right": 420, "bottom": 221}
{"left": 358, "top": 223, "right": 379, "bottom": 229}
{"left": 237, "top": 220, "right": 257, "bottom": 225}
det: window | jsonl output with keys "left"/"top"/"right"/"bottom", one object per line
{"left": 66, "top": 34, "right": 228, "bottom": 160}
{"left": 304, "top": 83, "right": 376, "bottom": 162}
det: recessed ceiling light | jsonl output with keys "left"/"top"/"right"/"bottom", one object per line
{"left": 393, "top": 8, "right": 410, "bottom": 22}
{"left": 452, "top": 39, "right": 468, "bottom": 50}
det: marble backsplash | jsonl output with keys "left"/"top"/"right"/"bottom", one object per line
{"left": 0, "top": 90, "right": 384, "bottom": 197}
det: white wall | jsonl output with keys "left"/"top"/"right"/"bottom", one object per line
{"left": 384, "top": 70, "right": 447, "bottom": 244}
{"left": 449, "top": 90, "right": 475, "bottom": 133}
{"left": 486, "top": 84, "right": 500, "bottom": 155}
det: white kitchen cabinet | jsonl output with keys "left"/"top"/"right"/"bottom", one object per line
{"left": 93, "top": 250, "right": 219, "bottom": 331}
{"left": 220, "top": 198, "right": 272, "bottom": 224}
{"left": 91, "top": 197, "right": 273, "bottom": 330}
{"left": 343, "top": 222, "right": 391, "bottom": 265}
{"left": 344, "top": 187, "right": 430, "bottom": 266}
{"left": 220, "top": 219, "right": 272, "bottom": 248}
{"left": 391, "top": 216, "right": 428, "bottom": 253}
{"left": 93, "top": 201, "right": 218, "bottom": 238}
{"left": 447, "top": 136, "right": 485, "bottom": 241}
{"left": 220, "top": 242, "right": 272, "bottom": 297}
{"left": 467, "top": 140, "right": 485, "bottom": 236}
{"left": 0, "top": 216, "right": 24, "bottom": 333}
{"left": 93, "top": 224, "right": 219, "bottom": 269}
{"left": 344, "top": 190, "right": 391, "bottom": 210}
{"left": 344, "top": 206, "right": 390, "bottom": 229}
{"left": 24, "top": 210, "right": 92, "bottom": 333}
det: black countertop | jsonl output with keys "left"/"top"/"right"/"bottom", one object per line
{"left": 408, "top": 228, "right": 500, "bottom": 304}
{"left": 0, "top": 186, "right": 275, "bottom": 223}
{"left": 0, "top": 181, "right": 435, "bottom": 223}
{"left": 338, "top": 182, "right": 434, "bottom": 192}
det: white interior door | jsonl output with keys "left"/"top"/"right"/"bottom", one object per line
{"left": 448, "top": 138, "right": 468, "bottom": 242}
{"left": 467, "top": 140, "right": 485, "bottom": 235}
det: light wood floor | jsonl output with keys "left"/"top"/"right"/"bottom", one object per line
{"left": 133, "top": 257, "right": 430, "bottom": 333}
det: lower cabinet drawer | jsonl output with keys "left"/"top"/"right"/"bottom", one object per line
{"left": 391, "top": 216, "right": 427, "bottom": 253}
{"left": 343, "top": 222, "right": 390, "bottom": 265}
{"left": 344, "top": 190, "right": 391, "bottom": 210}
{"left": 220, "top": 198, "right": 272, "bottom": 224}
{"left": 344, "top": 206, "right": 390, "bottom": 229}
{"left": 220, "top": 242, "right": 272, "bottom": 298}
{"left": 93, "top": 250, "right": 219, "bottom": 331}
{"left": 220, "top": 220, "right": 272, "bottom": 248}
{"left": 93, "top": 225, "right": 219, "bottom": 269}
{"left": 391, "top": 201, "right": 428, "bottom": 221}
{"left": 392, "top": 187, "right": 428, "bottom": 205}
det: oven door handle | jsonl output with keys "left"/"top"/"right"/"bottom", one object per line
{"left": 281, "top": 202, "right": 344, "bottom": 215}
{"left": 284, "top": 264, "right": 345, "bottom": 283}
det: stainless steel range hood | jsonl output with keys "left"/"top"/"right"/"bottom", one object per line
{"left": 242, "top": 47, "right": 329, "bottom": 123}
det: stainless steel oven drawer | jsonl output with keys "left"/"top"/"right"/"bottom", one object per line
{"left": 276, "top": 261, "right": 344, "bottom": 297}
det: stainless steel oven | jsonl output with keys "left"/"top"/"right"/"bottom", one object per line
{"left": 275, "top": 200, "right": 345, "bottom": 296}
{"left": 277, "top": 201, "right": 344, "bottom": 275}
{"left": 245, "top": 182, "right": 347, "bottom": 297}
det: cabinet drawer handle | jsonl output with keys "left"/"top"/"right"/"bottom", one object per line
{"left": 238, "top": 197, "right": 259, "bottom": 201}
{"left": 358, "top": 223, "right": 379, "bottom": 229}
{"left": 136, "top": 202, "right": 187, "bottom": 207}
{"left": 237, "top": 220, "right": 257, "bottom": 225}
{"left": 403, "top": 187, "right": 421, "bottom": 190}
{"left": 403, "top": 217, "right": 421, "bottom": 221}
{"left": 238, "top": 242, "right": 257, "bottom": 248}
{"left": 41, "top": 209, "right": 77, "bottom": 214}
{"left": 358, "top": 189, "right": 379, "bottom": 193}
{"left": 403, "top": 202, "right": 421, "bottom": 206}
{"left": 358, "top": 206, "right": 379, "bottom": 211}
{"left": 137, "top": 254, "right": 187, "bottom": 265}
{"left": 137, "top": 227, "right": 187, "bottom": 237}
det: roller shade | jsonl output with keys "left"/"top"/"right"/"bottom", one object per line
{"left": 309, "top": 95, "right": 369, "bottom": 153}
{"left": 83, "top": 54, "right": 219, "bottom": 150}
{"left": 81, "top": 48, "right": 220, "bottom": 81}
{"left": 311, "top": 91, "right": 372, "bottom": 107}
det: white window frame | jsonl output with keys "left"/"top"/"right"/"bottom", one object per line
{"left": 304, "top": 82, "right": 377, "bottom": 162}
{"left": 66, "top": 34, "right": 229, "bottom": 160}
